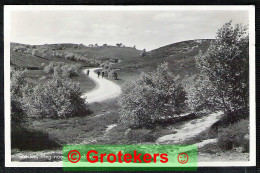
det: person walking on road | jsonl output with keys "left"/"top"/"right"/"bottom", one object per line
{"left": 87, "top": 69, "right": 90, "bottom": 75}
{"left": 101, "top": 71, "right": 105, "bottom": 78}
{"left": 114, "top": 72, "right": 118, "bottom": 80}
{"left": 97, "top": 71, "right": 101, "bottom": 78}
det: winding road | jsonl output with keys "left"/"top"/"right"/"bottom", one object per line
{"left": 81, "top": 68, "right": 122, "bottom": 103}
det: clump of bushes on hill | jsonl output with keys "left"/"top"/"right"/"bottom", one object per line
{"left": 13, "top": 46, "right": 27, "bottom": 53}
{"left": 52, "top": 51, "right": 99, "bottom": 66}
{"left": 43, "top": 61, "right": 81, "bottom": 77}
{"left": 119, "top": 62, "right": 187, "bottom": 128}
{"left": 217, "top": 119, "right": 249, "bottom": 152}
{"left": 22, "top": 74, "right": 89, "bottom": 118}
{"left": 32, "top": 49, "right": 41, "bottom": 56}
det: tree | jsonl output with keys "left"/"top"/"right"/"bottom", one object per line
{"left": 195, "top": 21, "right": 249, "bottom": 119}
{"left": 119, "top": 62, "right": 187, "bottom": 128}
{"left": 116, "top": 43, "right": 122, "bottom": 47}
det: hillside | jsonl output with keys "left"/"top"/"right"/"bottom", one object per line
{"left": 10, "top": 39, "right": 213, "bottom": 83}
{"left": 10, "top": 43, "right": 142, "bottom": 69}
{"left": 113, "top": 39, "right": 213, "bottom": 81}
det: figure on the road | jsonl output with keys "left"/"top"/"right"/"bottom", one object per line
{"left": 87, "top": 69, "right": 90, "bottom": 75}
{"left": 97, "top": 71, "right": 101, "bottom": 78}
{"left": 101, "top": 71, "right": 105, "bottom": 78}
{"left": 113, "top": 72, "right": 118, "bottom": 80}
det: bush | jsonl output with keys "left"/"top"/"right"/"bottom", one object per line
{"left": 119, "top": 62, "right": 187, "bottom": 128}
{"left": 11, "top": 69, "right": 27, "bottom": 123}
{"left": 217, "top": 119, "right": 249, "bottom": 152}
{"left": 64, "top": 52, "right": 76, "bottom": 60}
{"left": 13, "top": 46, "right": 27, "bottom": 53}
{"left": 12, "top": 125, "right": 61, "bottom": 150}
{"left": 32, "top": 49, "right": 41, "bottom": 56}
{"left": 43, "top": 62, "right": 81, "bottom": 77}
{"left": 22, "top": 74, "right": 90, "bottom": 118}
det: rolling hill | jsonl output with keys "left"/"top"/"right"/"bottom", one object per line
{"left": 112, "top": 39, "right": 213, "bottom": 81}
{"left": 10, "top": 39, "right": 213, "bottom": 84}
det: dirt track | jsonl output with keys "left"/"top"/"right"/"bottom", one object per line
{"left": 81, "top": 68, "right": 121, "bottom": 103}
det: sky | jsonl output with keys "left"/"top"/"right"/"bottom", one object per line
{"left": 10, "top": 9, "right": 249, "bottom": 51}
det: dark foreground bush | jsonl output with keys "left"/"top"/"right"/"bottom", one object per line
{"left": 12, "top": 124, "right": 61, "bottom": 151}
{"left": 22, "top": 75, "right": 90, "bottom": 118}
{"left": 127, "top": 128, "right": 157, "bottom": 143}
{"left": 217, "top": 119, "right": 249, "bottom": 152}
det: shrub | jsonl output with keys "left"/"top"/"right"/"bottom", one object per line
{"left": 13, "top": 46, "right": 27, "bottom": 53}
{"left": 119, "top": 62, "right": 187, "bottom": 128}
{"left": 64, "top": 52, "right": 76, "bottom": 60}
{"left": 11, "top": 69, "right": 27, "bottom": 123}
{"left": 43, "top": 62, "right": 81, "bottom": 77}
{"left": 217, "top": 119, "right": 249, "bottom": 152}
{"left": 22, "top": 74, "right": 89, "bottom": 118}
{"left": 32, "top": 49, "right": 41, "bottom": 56}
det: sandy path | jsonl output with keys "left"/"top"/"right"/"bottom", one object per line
{"left": 81, "top": 68, "right": 121, "bottom": 103}
{"left": 156, "top": 111, "right": 223, "bottom": 144}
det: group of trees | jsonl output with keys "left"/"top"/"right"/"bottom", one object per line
{"left": 11, "top": 68, "right": 89, "bottom": 120}
{"left": 88, "top": 43, "right": 136, "bottom": 49}
{"left": 22, "top": 75, "right": 89, "bottom": 118}
{"left": 51, "top": 51, "right": 99, "bottom": 66}
{"left": 43, "top": 61, "right": 81, "bottom": 78}
{"left": 13, "top": 46, "right": 27, "bottom": 53}
{"left": 119, "top": 21, "right": 249, "bottom": 129}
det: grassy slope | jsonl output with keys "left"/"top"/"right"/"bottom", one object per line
{"left": 112, "top": 39, "right": 212, "bottom": 83}
{"left": 11, "top": 39, "right": 212, "bottom": 83}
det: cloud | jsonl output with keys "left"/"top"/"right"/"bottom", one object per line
{"left": 9, "top": 10, "right": 249, "bottom": 50}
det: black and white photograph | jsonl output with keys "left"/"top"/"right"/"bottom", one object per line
{"left": 4, "top": 5, "right": 255, "bottom": 167}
